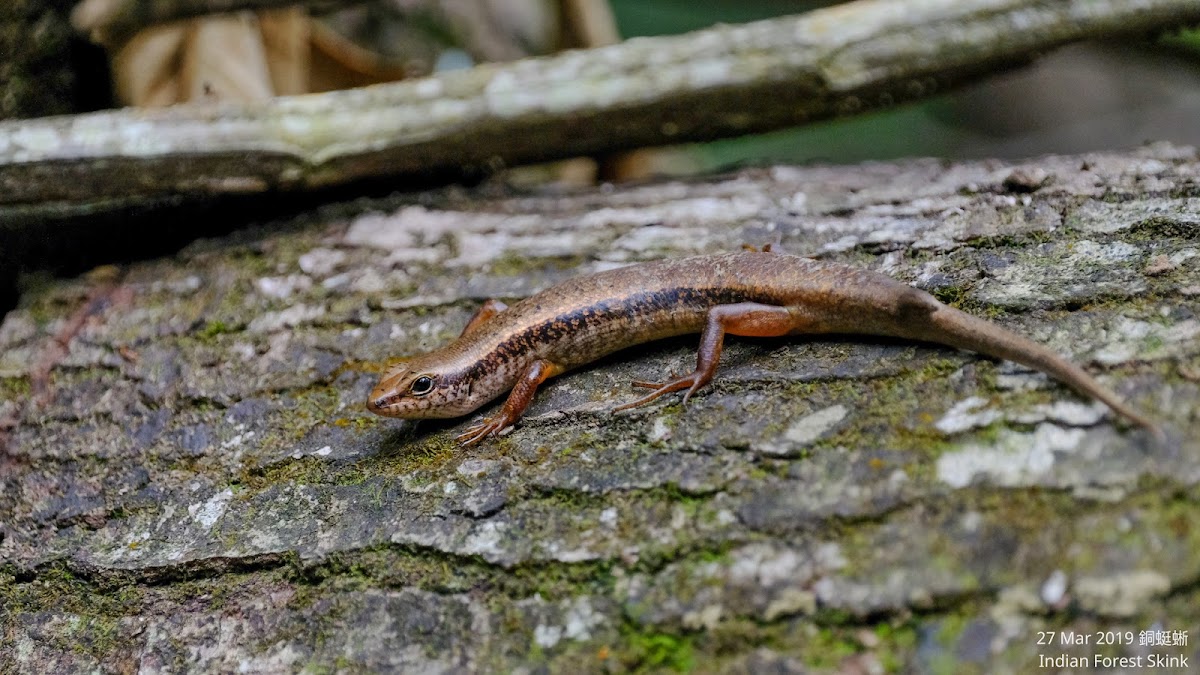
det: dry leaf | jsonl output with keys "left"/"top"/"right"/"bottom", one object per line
{"left": 112, "top": 21, "right": 189, "bottom": 106}
{"left": 560, "top": 0, "right": 619, "bottom": 48}
{"left": 181, "top": 12, "right": 275, "bottom": 104}
{"left": 259, "top": 9, "right": 311, "bottom": 96}
{"left": 102, "top": 4, "right": 309, "bottom": 107}
{"left": 71, "top": 0, "right": 124, "bottom": 44}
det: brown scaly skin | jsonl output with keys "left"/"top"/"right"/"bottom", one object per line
{"left": 367, "top": 250, "right": 1162, "bottom": 445}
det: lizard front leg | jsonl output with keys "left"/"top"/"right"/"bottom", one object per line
{"left": 457, "top": 358, "right": 562, "bottom": 446}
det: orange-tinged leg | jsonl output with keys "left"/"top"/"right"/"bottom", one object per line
{"left": 456, "top": 359, "right": 562, "bottom": 446}
{"left": 612, "top": 303, "right": 797, "bottom": 412}
{"left": 460, "top": 299, "right": 509, "bottom": 338}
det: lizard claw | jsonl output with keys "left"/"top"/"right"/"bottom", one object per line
{"left": 455, "top": 417, "right": 507, "bottom": 446}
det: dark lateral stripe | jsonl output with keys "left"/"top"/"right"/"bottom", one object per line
{"left": 463, "top": 286, "right": 764, "bottom": 380}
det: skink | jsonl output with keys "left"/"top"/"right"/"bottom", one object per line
{"left": 367, "top": 250, "right": 1160, "bottom": 445}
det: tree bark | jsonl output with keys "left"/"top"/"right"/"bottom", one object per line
{"left": 2, "top": 144, "right": 1198, "bottom": 672}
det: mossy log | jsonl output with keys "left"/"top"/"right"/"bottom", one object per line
{"left": 2, "top": 144, "right": 1199, "bottom": 671}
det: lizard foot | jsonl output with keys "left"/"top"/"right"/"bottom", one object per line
{"left": 456, "top": 417, "right": 509, "bottom": 446}
{"left": 612, "top": 372, "right": 707, "bottom": 412}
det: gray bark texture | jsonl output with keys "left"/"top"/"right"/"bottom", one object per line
{"left": 2, "top": 143, "right": 1199, "bottom": 672}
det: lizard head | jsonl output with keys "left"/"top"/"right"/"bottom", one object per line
{"left": 366, "top": 356, "right": 479, "bottom": 419}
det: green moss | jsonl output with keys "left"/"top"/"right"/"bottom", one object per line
{"left": 71, "top": 615, "right": 124, "bottom": 660}
{"left": 692, "top": 548, "right": 730, "bottom": 565}
{"left": 962, "top": 230, "right": 1055, "bottom": 251}
{"left": 238, "top": 456, "right": 331, "bottom": 493}
{"left": 799, "top": 626, "right": 864, "bottom": 669}
{"left": 1122, "top": 217, "right": 1196, "bottom": 241}
{"left": 926, "top": 650, "right": 965, "bottom": 675}
{"left": 874, "top": 621, "right": 919, "bottom": 671}
{"left": 790, "top": 359, "right": 962, "bottom": 456}
{"left": 376, "top": 437, "right": 462, "bottom": 474}
{"left": 198, "top": 320, "right": 234, "bottom": 339}
{"left": 617, "top": 626, "right": 696, "bottom": 672}
{"left": 0, "top": 562, "right": 146, "bottom": 620}
{"left": 0, "top": 375, "right": 31, "bottom": 398}
{"left": 930, "top": 284, "right": 969, "bottom": 307}
{"left": 489, "top": 252, "right": 588, "bottom": 278}
{"left": 1142, "top": 333, "right": 1165, "bottom": 352}
{"left": 933, "top": 612, "right": 970, "bottom": 650}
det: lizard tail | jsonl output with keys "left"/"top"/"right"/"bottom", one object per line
{"left": 917, "top": 302, "right": 1163, "bottom": 439}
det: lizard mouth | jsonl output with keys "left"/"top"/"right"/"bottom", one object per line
{"left": 366, "top": 388, "right": 401, "bottom": 416}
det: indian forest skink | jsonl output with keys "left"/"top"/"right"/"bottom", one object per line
{"left": 367, "top": 249, "right": 1161, "bottom": 445}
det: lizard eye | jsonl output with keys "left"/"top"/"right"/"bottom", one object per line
{"left": 410, "top": 375, "right": 435, "bottom": 396}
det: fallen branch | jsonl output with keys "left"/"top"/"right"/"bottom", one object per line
{"left": 3, "top": 0, "right": 1199, "bottom": 212}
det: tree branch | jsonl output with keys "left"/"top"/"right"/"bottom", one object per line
{"left": 5, "top": 0, "right": 1200, "bottom": 213}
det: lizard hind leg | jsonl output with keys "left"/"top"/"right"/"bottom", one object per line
{"left": 612, "top": 302, "right": 797, "bottom": 412}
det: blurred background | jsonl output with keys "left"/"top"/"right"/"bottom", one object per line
{"left": 611, "top": 0, "right": 1200, "bottom": 169}
{"left": 9, "top": 0, "right": 1200, "bottom": 171}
